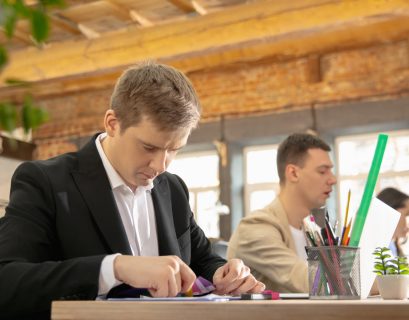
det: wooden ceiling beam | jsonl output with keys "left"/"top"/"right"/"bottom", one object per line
{"left": 129, "top": 10, "right": 154, "bottom": 27}
{"left": 104, "top": 0, "right": 134, "bottom": 21}
{"left": 49, "top": 13, "right": 82, "bottom": 35}
{"left": 1, "top": 0, "right": 409, "bottom": 93}
{"left": 191, "top": 1, "right": 208, "bottom": 15}
{"left": 166, "top": 0, "right": 200, "bottom": 14}
{"left": 2, "top": 26, "right": 33, "bottom": 45}
{"left": 77, "top": 23, "right": 100, "bottom": 39}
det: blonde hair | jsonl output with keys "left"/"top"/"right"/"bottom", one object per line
{"left": 110, "top": 61, "right": 201, "bottom": 132}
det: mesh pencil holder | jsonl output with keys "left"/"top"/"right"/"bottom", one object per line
{"left": 307, "top": 246, "right": 360, "bottom": 300}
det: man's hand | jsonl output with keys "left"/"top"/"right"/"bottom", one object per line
{"left": 212, "top": 259, "right": 265, "bottom": 295}
{"left": 114, "top": 255, "right": 196, "bottom": 297}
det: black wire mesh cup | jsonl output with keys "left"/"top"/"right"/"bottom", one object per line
{"left": 307, "top": 246, "right": 360, "bottom": 299}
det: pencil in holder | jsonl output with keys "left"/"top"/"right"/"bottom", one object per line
{"left": 307, "top": 246, "right": 360, "bottom": 299}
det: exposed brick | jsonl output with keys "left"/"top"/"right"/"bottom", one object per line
{"left": 34, "top": 139, "right": 78, "bottom": 160}
{"left": 34, "top": 116, "right": 103, "bottom": 139}
{"left": 321, "top": 41, "right": 409, "bottom": 81}
{"left": 30, "top": 40, "right": 409, "bottom": 159}
{"left": 38, "top": 88, "right": 110, "bottom": 124}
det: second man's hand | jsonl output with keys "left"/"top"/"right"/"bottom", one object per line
{"left": 113, "top": 255, "right": 196, "bottom": 297}
{"left": 212, "top": 259, "right": 265, "bottom": 295}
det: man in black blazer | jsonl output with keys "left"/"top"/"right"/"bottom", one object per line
{"left": 0, "top": 62, "right": 264, "bottom": 319}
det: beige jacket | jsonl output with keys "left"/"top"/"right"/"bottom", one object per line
{"left": 227, "top": 197, "right": 308, "bottom": 293}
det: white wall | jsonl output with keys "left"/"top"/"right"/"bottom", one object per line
{"left": 0, "top": 157, "right": 22, "bottom": 217}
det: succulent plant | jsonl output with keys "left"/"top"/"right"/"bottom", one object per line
{"left": 373, "top": 247, "right": 409, "bottom": 275}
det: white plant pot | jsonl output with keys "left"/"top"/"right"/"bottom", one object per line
{"left": 376, "top": 275, "right": 409, "bottom": 300}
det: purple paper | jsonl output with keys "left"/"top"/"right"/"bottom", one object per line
{"left": 192, "top": 276, "right": 215, "bottom": 295}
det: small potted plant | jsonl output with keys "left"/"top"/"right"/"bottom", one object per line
{"left": 373, "top": 247, "right": 409, "bottom": 299}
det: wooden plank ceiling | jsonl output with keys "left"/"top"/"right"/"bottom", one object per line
{"left": 1, "top": 0, "right": 409, "bottom": 100}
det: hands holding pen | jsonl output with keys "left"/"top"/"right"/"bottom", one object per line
{"left": 113, "top": 255, "right": 264, "bottom": 297}
{"left": 114, "top": 255, "right": 196, "bottom": 297}
{"left": 213, "top": 259, "right": 266, "bottom": 295}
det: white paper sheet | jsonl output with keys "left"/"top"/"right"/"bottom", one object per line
{"left": 358, "top": 197, "right": 400, "bottom": 298}
{"left": 108, "top": 294, "right": 240, "bottom": 302}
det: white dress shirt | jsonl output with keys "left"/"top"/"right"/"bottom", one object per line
{"left": 95, "top": 133, "right": 159, "bottom": 296}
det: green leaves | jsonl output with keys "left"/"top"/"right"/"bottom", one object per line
{"left": 2, "top": 3, "right": 17, "bottom": 38}
{"left": 1, "top": 0, "right": 65, "bottom": 47}
{"left": 0, "top": 46, "right": 7, "bottom": 70}
{"left": 0, "top": 0, "right": 64, "bottom": 136}
{"left": 1, "top": 0, "right": 31, "bottom": 39}
{"left": 22, "top": 95, "right": 49, "bottom": 133}
{"left": 0, "top": 101, "right": 17, "bottom": 132}
{"left": 0, "top": 95, "right": 48, "bottom": 134}
{"left": 30, "top": 9, "right": 49, "bottom": 43}
{"left": 396, "top": 256, "right": 409, "bottom": 275}
{"left": 373, "top": 247, "right": 409, "bottom": 275}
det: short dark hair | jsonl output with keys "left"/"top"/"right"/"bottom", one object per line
{"left": 277, "top": 133, "right": 331, "bottom": 184}
{"left": 377, "top": 187, "right": 409, "bottom": 210}
{"left": 110, "top": 61, "right": 201, "bottom": 132}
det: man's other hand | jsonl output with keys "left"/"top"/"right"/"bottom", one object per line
{"left": 212, "top": 259, "right": 265, "bottom": 295}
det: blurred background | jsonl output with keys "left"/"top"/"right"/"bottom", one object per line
{"left": 1, "top": 0, "right": 409, "bottom": 245}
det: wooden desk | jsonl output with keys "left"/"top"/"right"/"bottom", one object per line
{"left": 52, "top": 299, "right": 409, "bottom": 320}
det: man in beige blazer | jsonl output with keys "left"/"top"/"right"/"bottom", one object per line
{"left": 228, "top": 133, "right": 337, "bottom": 292}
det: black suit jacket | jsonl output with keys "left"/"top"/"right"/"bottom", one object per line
{"left": 0, "top": 135, "right": 226, "bottom": 319}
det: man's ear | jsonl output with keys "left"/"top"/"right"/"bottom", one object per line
{"left": 286, "top": 164, "right": 300, "bottom": 183}
{"left": 104, "top": 109, "right": 119, "bottom": 137}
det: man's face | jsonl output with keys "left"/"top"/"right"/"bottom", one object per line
{"left": 293, "top": 148, "right": 337, "bottom": 209}
{"left": 103, "top": 112, "right": 191, "bottom": 190}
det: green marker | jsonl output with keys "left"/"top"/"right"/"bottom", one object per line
{"left": 349, "top": 134, "right": 388, "bottom": 246}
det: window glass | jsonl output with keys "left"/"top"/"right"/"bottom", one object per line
{"left": 244, "top": 145, "right": 279, "bottom": 215}
{"left": 168, "top": 154, "right": 219, "bottom": 188}
{"left": 250, "top": 189, "right": 276, "bottom": 212}
{"left": 246, "top": 148, "right": 279, "bottom": 184}
{"left": 336, "top": 130, "right": 409, "bottom": 224}
{"left": 338, "top": 133, "right": 409, "bottom": 176}
{"left": 379, "top": 176, "right": 409, "bottom": 194}
{"left": 338, "top": 179, "right": 366, "bottom": 220}
{"left": 197, "top": 190, "right": 220, "bottom": 238}
{"left": 168, "top": 151, "right": 220, "bottom": 237}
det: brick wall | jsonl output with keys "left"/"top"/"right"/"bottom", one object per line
{"left": 33, "top": 40, "right": 409, "bottom": 159}
{"left": 190, "top": 41, "right": 409, "bottom": 117}
{"left": 34, "top": 89, "right": 109, "bottom": 159}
